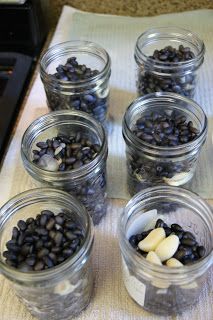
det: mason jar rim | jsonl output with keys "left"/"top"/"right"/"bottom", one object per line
{"left": 40, "top": 40, "right": 111, "bottom": 89}
{"left": 135, "top": 26, "right": 205, "bottom": 70}
{"left": 0, "top": 188, "right": 94, "bottom": 283}
{"left": 118, "top": 185, "right": 213, "bottom": 283}
{"left": 21, "top": 110, "right": 108, "bottom": 182}
{"left": 122, "top": 92, "right": 208, "bottom": 158}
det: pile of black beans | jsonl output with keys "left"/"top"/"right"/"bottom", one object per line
{"left": 3, "top": 210, "right": 84, "bottom": 271}
{"left": 129, "top": 218, "right": 206, "bottom": 265}
{"left": 137, "top": 45, "right": 196, "bottom": 98}
{"left": 32, "top": 132, "right": 107, "bottom": 225}
{"left": 33, "top": 132, "right": 101, "bottom": 172}
{"left": 46, "top": 57, "right": 108, "bottom": 123}
{"left": 127, "top": 111, "right": 199, "bottom": 194}
{"left": 133, "top": 112, "right": 200, "bottom": 146}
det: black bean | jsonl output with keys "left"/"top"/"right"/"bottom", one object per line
{"left": 35, "top": 227, "right": 48, "bottom": 236}
{"left": 34, "top": 260, "right": 45, "bottom": 271}
{"left": 181, "top": 238, "right": 197, "bottom": 247}
{"left": 46, "top": 218, "right": 55, "bottom": 230}
{"left": 41, "top": 210, "right": 54, "bottom": 217}
{"left": 20, "top": 244, "right": 32, "bottom": 256}
{"left": 55, "top": 216, "right": 64, "bottom": 225}
{"left": 70, "top": 238, "right": 80, "bottom": 250}
{"left": 175, "top": 231, "right": 184, "bottom": 240}
{"left": 18, "top": 262, "right": 33, "bottom": 272}
{"left": 3, "top": 251, "right": 17, "bottom": 261}
{"left": 40, "top": 214, "right": 48, "bottom": 227}
{"left": 182, "top": 231, "right": 196, "bottom": 241}
{"left": 155, "top": 219, "right": 165, "bottom": 228}
{"left": 12, "top": 227, "right": 19, "bottom": 240}
{"left": 37, "top": 248, "right": 49, "bottom": 258}
{"left": 25, "top": 256, "right": 36, "bottom": 266}
{"left": 17, "top": 220, "right": 27, "bottom": 231}
{"left": 35, "top": 240, "right": 43, "bottom": 250}
{"left": 6, "top": 243, "right": 20, "bottom": 253}
{"left": 197, "top": 246, "right": 206, "bottom": 258}
{"left": 129, "top": 235, "right": 138, "bottom": 248}
{"left": 164, "top": 227, "right": 172, "bottom": 237}
{"left": 65, "top": 231, "right": 77, "bottom": 241}
{"left": 171, "top": 224, "right": 183, "bottom": 232}
{"left": 43, "top": 256, "right": 54, "bottom": 268}
{"left": 54, "top": 232, "right": 63, "bottom": 246}
{"left": 36, "top": 142, "right": 48, "bottom": 149}
{"left": 62, "top": 248, "right": 73, "bottom": 258}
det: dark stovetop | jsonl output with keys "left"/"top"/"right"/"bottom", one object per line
{"left": 0, "top": 51, "right": 33, "bottom": 161}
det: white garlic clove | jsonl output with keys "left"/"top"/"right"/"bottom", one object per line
{"left": 163, "top": 171, "right": 193, "bottom": 186}
{"left": 37, "top": 154, "right": 59, "bottom": 171}
{"left": 155, "top": 234, "right": 179, "bottom": 262}
{"left": 166, "top": 258, "right": 183, "bottom": 267}
{"left": 146, "top": 251, "right": 162, "bottom": 265}
{"left": 138, "top": 228, "right": 166, "bottom": 252}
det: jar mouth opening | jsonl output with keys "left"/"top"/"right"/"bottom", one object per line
{"left": 40, "top": 40, "right": 111, "bottom": 87}
{"left": 0, "top": 188, "right": 93, "bottom": 282}
{"left": 21, "top": 110, "right": 107, "bottom": 180}
{"left": 135, "top": 27, "right": 205, "bottom": 69}
{"left": 123, "top": 92, "right": 207, "bottom": 156}
{"left": 119, "top": 185, "right": 213, "bottom": 279}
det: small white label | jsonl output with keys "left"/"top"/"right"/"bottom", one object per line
{"left": 122, "top": 259, "right": 146, "bottom": 307}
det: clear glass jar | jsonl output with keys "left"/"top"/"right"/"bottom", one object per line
{"left": 135, "top": 27, "right": 205, "bottom": 98}
{"left": 21, "top": 110, "right": 108, "bottom": 225}
{"left": 0, "top": 188, "right": 94, "bottom": 320}
{"left": 40, "top": 40, "right": 111, "bottom": 124}
{"left": 122, "top": 92, "right": 207, "bottom": 196}
{"left": 118, "top": 185, "right": 213, "bottom": 316}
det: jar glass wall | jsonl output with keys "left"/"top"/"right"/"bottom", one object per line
{"left": 135, "top": 27, "right": 205, "bottom": 98}
{"left": 21, "top": 110, "right": 108, "bottom": 225}
{"left": 40, "top": 40, "right": 111, "bottom": 124}
{"left": 118, "top": 186, "right": 213, "bottom": 316}
{"left": 0, "top": 188, "right": 94, "bottom": 320}
{"left": 122, "top": 92, "right": 207, "bottom": 196}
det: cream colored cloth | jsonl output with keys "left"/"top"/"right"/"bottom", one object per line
{"left": 0, "top": 6, "right": 212, "bottom": 320}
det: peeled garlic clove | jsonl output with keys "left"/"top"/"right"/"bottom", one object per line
{"left": 37, "top": 154, "right": 59, "bottom": 171}
{"left": 146, "top": 251, "right": 162, "bottom": 265}
{"left": 138, "top": 228, "right": 166, "bottom": 252}
{"left": 155, "top": 235, "right": 179, "bottom": 262}
{"left": 166, "top": 258, "right": 183, "bottom": 267}
{"left": 163, "top": 171, "right": 193, "bottom": 186}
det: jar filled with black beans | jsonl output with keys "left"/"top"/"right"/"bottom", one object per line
{"left": 118, "top": 185, "right": 213, "bottom": 316}
{"left": 21, "top": 110, "right": 108, "bottom": 225}
{"left": 135, "top": 27, "right": 205, "bottom": 98}
{"left": 122, "top": 92, "right": 207, "bottom": 196}
{"left": 0, "top": 188, "right": 94, "bottom": 320}
{"left": 40, "top": 40, "right": 111, "bottom": 125}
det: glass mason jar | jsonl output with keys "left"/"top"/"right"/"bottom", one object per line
{"left": 0, "top": 188, "right": 94, "bottom": 320}
{"left": 118, "top": 185, "right": 213, "bottom": 316}
{"left": 21, "top": 110, "right": 108, "bottom": 225}
{"left": 134, "top": 27, "right": 205, "bottom": 98}
{"left": 122, "top": 92, "right": 207, "bottom": 196}
{"left": 40, "top": 40, "right": 111, "bottom": 124}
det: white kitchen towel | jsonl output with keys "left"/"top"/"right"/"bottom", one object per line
{"left": 0, "top": 6, "right": 213, "bottom": 205}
